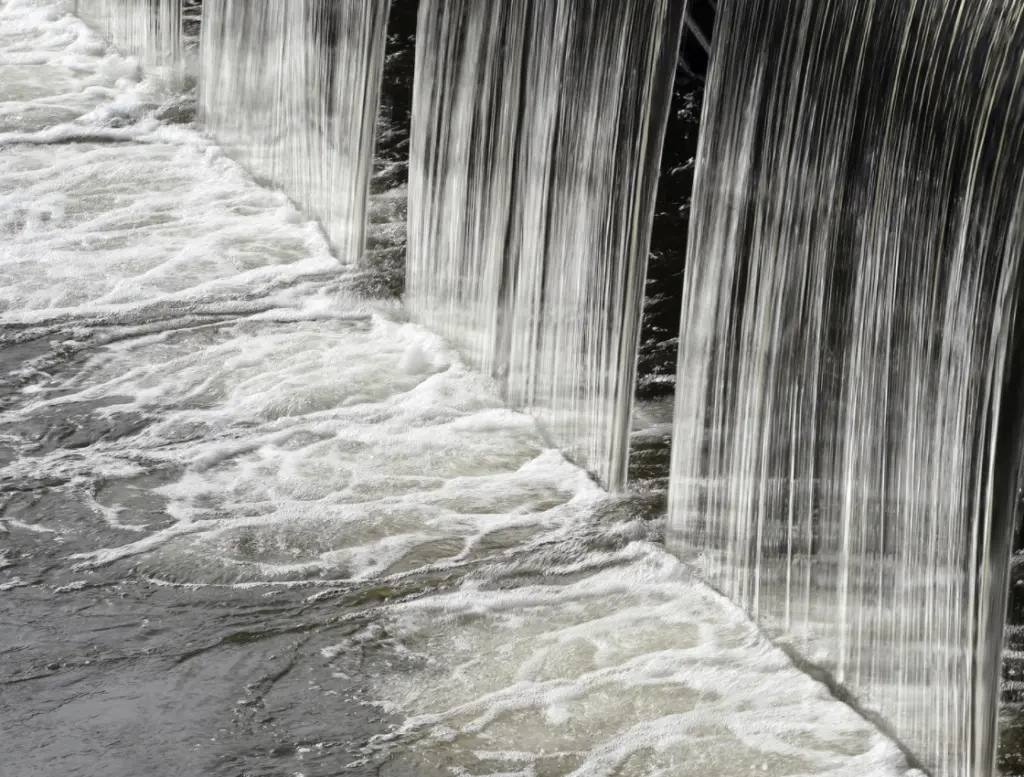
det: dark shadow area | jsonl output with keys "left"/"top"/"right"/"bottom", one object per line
{"left": 998, "top": 288, "right": 1024, "bottom": 775}
{"left": 374, "top": 0, "right": 417, "bottom": 194}
{"left": 635, "top": 0, "right": 713, "bottom": 401}
{"left": 355, "top": 0, "right": 419, "bottom": 300}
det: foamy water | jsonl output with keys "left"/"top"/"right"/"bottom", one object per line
{"left": 0, "top": 2, "right": 920, "bottom": 775}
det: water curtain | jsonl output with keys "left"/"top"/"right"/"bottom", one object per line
{"left": 406, "top": 0, "right": 685, "bottom": 489}
{"left": 667, "top": 1, "right": 1024, "bottom": 773}
{"left": 73, "top": 0, "right": 189, "bottom": 80}
{"left": 198, "top": 0, "right": 390, "bottom": 265}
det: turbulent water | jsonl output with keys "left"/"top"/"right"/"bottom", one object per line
{"left": 0, "top": 2, "right": 926, "bottom": 776}
{"left": 667, "top": 1, "right": 1024, "bottom": 775}
{"left": 405, "top": 0, "right": 683, "bottom": 491}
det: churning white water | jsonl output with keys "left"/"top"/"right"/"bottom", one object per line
{"left": 0, "top": 1, "right": 920, "bottom": 775}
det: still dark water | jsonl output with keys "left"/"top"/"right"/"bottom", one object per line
{"left": 0, "top": 4, "right": 915, "bottom": 776}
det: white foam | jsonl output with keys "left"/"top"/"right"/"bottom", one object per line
{"left": 0, "top": 0, "right": 155, "bottom": 135}
{"left": 0, "top": 576, "right": 30, "bottom": 591}
{"left": 0, "top": 135, "right": 341, "bottom": 327}
{"left": 7, "top": 519, "right": 58, "bottom": 533}
{"left": 362, "top": 545, "right": 916, "bottom": 777}
{"left": 49, "top": 316, "right": 589, "bottom": 582}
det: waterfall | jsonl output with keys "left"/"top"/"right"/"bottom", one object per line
{"left": 667, "top": 2, "right": 1024, "bottom": 775}
{"left": 63, "top": 0, "right": 1024, "bottom": 770}
{"left": 72, "top": 0, "right": 196, "bottom": 82}
{"left": 405, "top": 0, "right": 685, "bottom": 489}
{"left": 198, "top": 0, "right": 390, "bottom": 265}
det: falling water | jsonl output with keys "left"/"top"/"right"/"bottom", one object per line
{"left": 667, "top": 1, "right": 1024, "bottom": 775}
{"left": 198, "top": 0, "right": 390, "bottom": 265}
{"left": 7, "top": 2, "right": 935, "bottom": 776}
{"left": 73, "top": 0, "right": 193, "bottom": 81}
{"left": 406, "top": 0, "right": 685, "bottom": 489}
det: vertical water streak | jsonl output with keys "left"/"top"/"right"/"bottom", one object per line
{"left": 73, "top": 0, "right": 189, "bottom": 82}
{"left": 667, "top": 1, "right": 1024, "bottom": 774}
{"left": 407, "top": 0, "right": 685, "bottom": 489}
{"left": 198, "top": 0, "right": 390, "bottom": 265}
